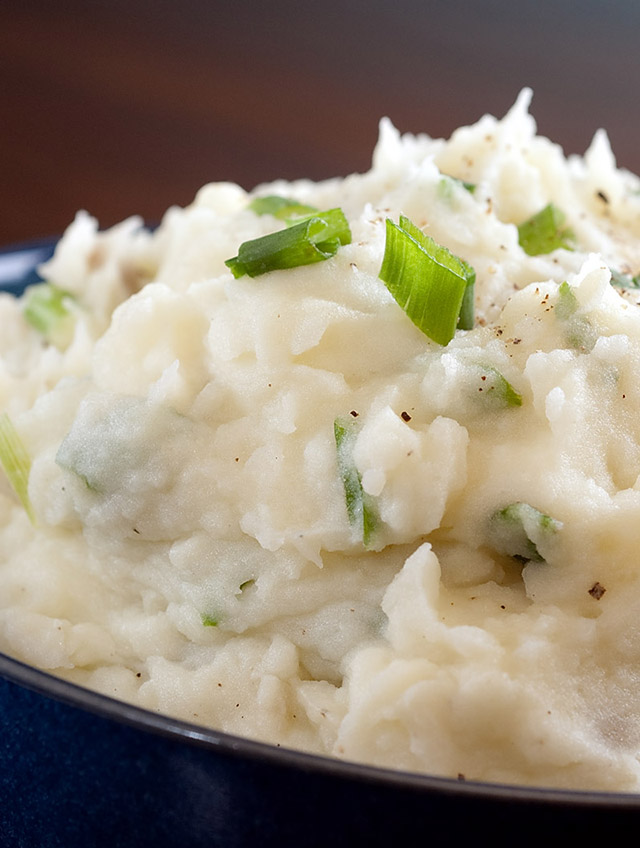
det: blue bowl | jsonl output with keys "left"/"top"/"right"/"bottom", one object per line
{"left": 2, "top": 240, "right": 640, "bottom": 845}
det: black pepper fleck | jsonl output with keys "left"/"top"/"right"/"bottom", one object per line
{"left": 588, "top": 582, "right": 606, "bottom": 600}
{"left": 401, "top": 411, "right": 412, "bottom": 422}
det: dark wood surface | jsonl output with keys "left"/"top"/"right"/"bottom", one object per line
{"left": 2, "top": 0, "right": 639, "bottom": 244}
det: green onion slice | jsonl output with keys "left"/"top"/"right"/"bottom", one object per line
{"left": 517, "top": 203, "right": 575, "bottom": 256}
{"left": 489, "top": 502, "right": 561, "bottom": 563}
{"left": 23, "top": 283, "right": 76, "bottom": 350}
{"left": 555, "top": 282, "right": 596, "bottom": 351}
{"left": 379, "top": 215, "right": 475, "bottom": 346}
{"left": 0, "top": 413, "right": 36, "bottom": 523}
{"left": 249, "top": 195, "right": 318, "bottom": 221}
{"left": 609, "top": 268, "right": 640, "bottom": 289}
{"left": 438, "top": 176, "right": 476, "bottom": 200}
{"left": 478, "top": 366, "right": 522, "bottom": 407}
{"left": 226, "top": 208, "right": 351, "bottom": 279}
{"left": 201, "top": 613, "right": 218, "bottom": 627}
{"left": 334, "top": 416, "right": 378, "bottom": 548}
{"left": 556, "top": 281, "right": 579, "bottom": 320}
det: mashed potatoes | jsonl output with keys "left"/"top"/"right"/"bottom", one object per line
{"left": 3, "top": 89, "right": 640, "bottom": 791}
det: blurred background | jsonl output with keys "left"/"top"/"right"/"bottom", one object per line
{"left": 1, "top": 0, "right": 639, "bottom": 244}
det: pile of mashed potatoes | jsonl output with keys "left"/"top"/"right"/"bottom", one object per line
{"left": 4, "top": 89, "right": 640, "bottom": 792}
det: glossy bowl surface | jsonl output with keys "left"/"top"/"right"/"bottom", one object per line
{"left": 2, "top": 239, "right": 640, "bottom": 846}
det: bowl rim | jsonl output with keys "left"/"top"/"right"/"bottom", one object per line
{"left": 3, "top": 648, "right": 640, "bottom": 809}
{"left": 3, "top": 235, "right": 640, "bottom": 810}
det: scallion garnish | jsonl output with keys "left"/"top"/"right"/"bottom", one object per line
{"left": 334, "top": 416, "right": 378, "bottom": 548}
{"left": 249, "top": 195, "right": 318, "bottom": 221}
{"left": 225, "top": 208, "right": 351, "bottom": 279}
{"left": 517, "top": 203, "right": 575, "bottom": 256}
{"left": 555, "top": 282, "right": 595, "bottom": 351}
{"left": 438, "top": 176, "right": 476, "bottom": 200}
{"left": 489, "top": 502, "right": 561, "bottom": 563}
{"left": 609, "top": 268, "right": 640, "bottom": 289}
{"left": 556, "top": 280, "right": 578, "bottom": 320}
{"left": 23, "top": 283, "right": 76, "bottom": 350}
{"left": 478, "top": 366, "right": 522, "bottom": 407}
{"left": 0, "top": 413, "right": 35, "bottom": 524}
{"left": 202, "top": 613, "right": 218, "bottom": 627}
{"left": 378, "top": 215, "right": 475, "bottom": 346}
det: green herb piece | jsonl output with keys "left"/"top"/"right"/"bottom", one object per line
{"left": 379, "top": 215, "right": 475, "bottom": 346}
{"left": 226, "top": 208, "right": 351, "bottom": 279}
{"left": 201, "top": 613, "right": 218, "bottom": 627}
{"left": 478, "top": 366, "right": 522, "bottom": 407}
{"left": 489, "top": 502, "right": 561, "bottom": 563}
{"left": 609, "top": 268, "right": 640, "bottom": 289}
{"left": 249, "top": 195, "right": 318, "bottom": 220}
{"left": 556, "top": 281, "right": 579, "bottom": 320}
{"left": 23, "top": 283, "right": 76, "bottom": 350}
{"left": 334, "top": 416, "right": 378, "bottom": 548}
{"left": 56, "top": 436, "right": 102, "bottom": 492}
{"left": 517, "top": 203, "right": 575, "bottom": 256}
{"left": 239, "top": 579, "right": 255, "bottom": 592}
{"left": 0, "top": 413, "right": 36, "bottom": 524}
{"left": 438, "top": 176, "right": 476, "bottom": 201}
{"left": 555, "top": 282, "right": 596, "bottom": 351}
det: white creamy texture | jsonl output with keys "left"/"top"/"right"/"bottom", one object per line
{"left": 3, "top": 89, "right": 640, "bottom": 790}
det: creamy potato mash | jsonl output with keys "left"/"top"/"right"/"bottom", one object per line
{"left": 3, "top": 89, "right": 640, "bottom": 791}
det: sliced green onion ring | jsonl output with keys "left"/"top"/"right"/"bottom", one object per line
{"left": 23, "top": 283, "right": 76, "bottom": 350}
{"left": 478, "top": 366, "right": 522, "bottom": 407}
{"left": 379, "top": 215, "right": 475, "bottom": 346}
{"left": 517, "top": 203, "right": 575, "bottom": 256}
{"left": 201, "top": 613, "right": 219, "bottom": 627}
{"left": 439, "top": 176, "right": 476, "bottom": 200}
{"left": 249, "top": 195, "right": 318, "bottom": 220}
{"left": 226, "top": 208, "right": 351, "bottom": 279}
{"left": 609, "top": 268, "right": 640, "bottom": 290}
{"left": 334, "top": 416, "right": 378, "bottom": 548}
{"left": 0, "top": 413, "right": 36, "bottom": 523}
{"left": 556, "top": 280, "right": 579, "bottom": 320}
{"left": 489, "top": 502, "right": 561, "bottom": 563}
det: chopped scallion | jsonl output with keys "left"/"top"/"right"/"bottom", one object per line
{"left": 0, "top": 413, "right": 36, "bottom": 523}
{"left": 202, "top": 613, "right": 218, "bottom": 627}
{"left": 249, "top": 195, "right": 318, "bottom": 221}
{"left": 478, "top": 366, "right": 522, "bottom": 407}
{"left": 23, "top": 283, "right": 76, "bottom": 350}
{"left": 556, "top": 281, "right": 579, "bottom": 320}
{"left": 439, "top": 176, "right": 476, "bottom": 199}
{"left": 517, "top": 203, "right": 575, "bottom": 256}
{"left": 609, "top": 268, "right": 640, "bottom": 289}
{"left": 334, "top": 416, "right": 378, "bottom": 548}
{"left": 226, "top": 208, "right": 351, "bottom": 279}
{"left": 489, "top": 502, "right": 561, "bottom": 563}
{"left": 379, "top": 215, "right": 475, "bottom": 346}
{"left": 556, "top": 282, "right": 595, "bottom": 351}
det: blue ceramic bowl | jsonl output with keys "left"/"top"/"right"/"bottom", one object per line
{"left": 2, "top": 239, "right": 640, "bottom": 846}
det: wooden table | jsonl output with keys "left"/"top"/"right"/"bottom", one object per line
{"left": 2, "top": 0, "right": 639, "bottom": 244}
